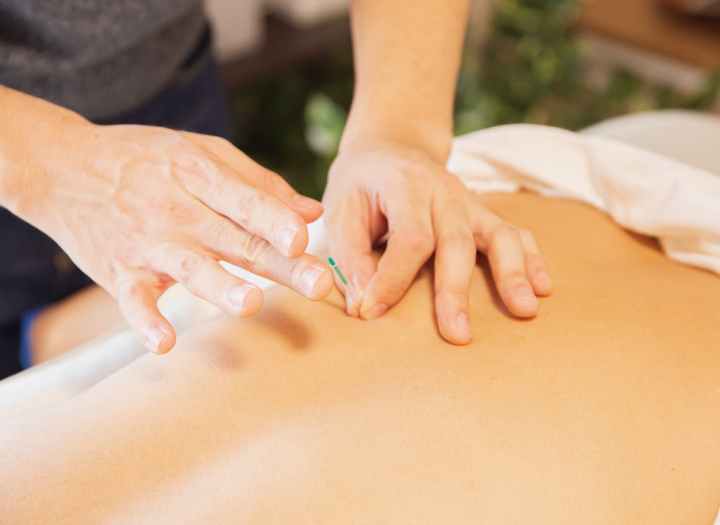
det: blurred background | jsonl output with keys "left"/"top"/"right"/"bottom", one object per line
{"left": 211, "top": 0, "right": 720, "bottom": 199}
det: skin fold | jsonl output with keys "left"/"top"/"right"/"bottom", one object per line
{"left": 1, "top": 193, "right": 718, "bottom": 524}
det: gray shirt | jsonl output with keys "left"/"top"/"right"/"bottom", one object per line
{"left": 0, "top": 0, "right": 206, "bottom": 119}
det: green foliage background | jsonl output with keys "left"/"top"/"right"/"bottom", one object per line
{"left": 230, "top": 0, "right": 720, "bottom": 200}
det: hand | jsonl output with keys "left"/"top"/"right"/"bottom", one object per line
{"left": 20, "top": 122, "right": 333, "bottom": 353}
{"left": 323, "top": 141, "right": 552, "bottom": 344}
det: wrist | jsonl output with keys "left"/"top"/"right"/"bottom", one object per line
{"left": 0, "top": 86, "right": 89, "bottom": 221}
{"left": 0, "top": 136, "right": 40, "bottom": 218}
{"left": 340, "top": 105, "right": 453, "bottom": 164}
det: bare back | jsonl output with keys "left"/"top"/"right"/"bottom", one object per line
{"left": 1, "top": 194, "right": 719, "bottom": 524}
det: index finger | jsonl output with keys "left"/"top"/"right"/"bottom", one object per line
{"left": 324, "top": 197, "right": 378, "bottom": 316}
{"left": 174, "top": 156, "right": 310, "bottom": 258}
{"left": 183, "top": 133, "right": 323, "bottom": 222}
{"left": 359, "top": 222, "right": 435, "bottom": 320}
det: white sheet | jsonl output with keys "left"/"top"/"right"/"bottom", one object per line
{"left": 449, "top": 124, "right": 720, "bottom": 275}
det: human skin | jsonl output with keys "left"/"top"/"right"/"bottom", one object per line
{"left": 0, "top": 0, "right": 551, "bottom": 355}
{"left": 325, "top": 0, "right": 552, "bottom": 343}
{"left": 27, "top": 285, "right": 127, "bottom": 364}
{"left": 1, "top": 194, "right": 718, "bottom": 524}
{"left": 0, "top": 85, "right": 332, "bottom": 354}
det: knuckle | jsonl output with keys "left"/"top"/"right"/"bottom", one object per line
{"left": 289, "top": 259, "right": 309, "bottom": 288}
{"left": 114, "top": 278, "right": 136, "bottom": 302}
{"left": 239, "top": 187, "right": 264, "bottom": 213}
{"left": 205, "top": 220, "right": 231, "bottom": 246}
{"left": 491, "top": 223, "right": 519, "bottom": 243}
{"left": 174, "top": 153, "right": 218, "bottom": 187}
{"left": 186, "top": 132, "right": 230, "bottom": 151}
{"left": 264, "top": 170, "right": 287, "bottom": 192}
{"left": 434, "top": 287, "right": 466, "bottom": 305}
{"left": 403, "top": 231, "right": 434, "bottom": 254}
{"left": 228, "top": 197, "right": 252, "bottom": 227}
{"left": 125, "top": 281, "right": 147, "bottom": 302}
{"left": 157, "top": 127, "right": 183, "bottom": 146}
{"left": 441, "top": 228, "right": 473, "bottom": 247}
{"left": 176, "top": 251, "right": 208, "bottom": 281}
{"left": 275, "top": 175, "right": 297, "bottom": 198}
{"left": 240, "top": 234, "right": 271, "bottom": 264}
{"left": 233, "top": 190, "right": 263, "bottom": 225}
{"left": 392, "top": 152, "right": 432, "bottom": 176}
{"left": 210, "top": 135, "right": 233, "bottom": 149}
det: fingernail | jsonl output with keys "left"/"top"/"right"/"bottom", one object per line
{"left": 455, "top": 312, "right": 471, "bottom": 341}
{"left": 345, "top": 291, "right": 360, "bottom": 317}
{"left": 512, "top": 284, "right": 538, "bottom": 315}
{"left": 536, "top": 271, "right": 552, "bottom": 292}
{"left": 345, "top": 297, "right": 358, "bottom": 317}
{"left": 345, "top": 275, "right": 366, "bottom": 315}
{"left": 145, "top": 327, "right": 167, "bottom": 353}
{"left": 515, "top": 284, "right": 535, "bottom": 301}
{"left": 300, "top": 265, "right": 325, "bottom": 297}
{"left": 345, "top": 289, "right": 362, "bottom": 317}
{"left": 226, "top": 285, "right": 253, "bottom": 312}
{"left": 361, "top": 302, "right": 388, "bottom": 320}
{"left": 277, "top": 226, "right": 298, "bottom": 254}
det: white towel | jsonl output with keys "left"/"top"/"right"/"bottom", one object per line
{"left": 447, "top": 124, "right": 720, "bottom": 275}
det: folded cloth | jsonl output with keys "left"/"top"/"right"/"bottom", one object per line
{"left": 447, "top": 124, "right": 720, "bottom": 275}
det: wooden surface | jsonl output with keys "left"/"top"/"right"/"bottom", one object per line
{"left": 579, "top": 0, "right": 720, "bottom": 70}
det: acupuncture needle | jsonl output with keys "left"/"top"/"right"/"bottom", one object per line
{"left": 327, "top": 256, "right": 348, "bottom": 286}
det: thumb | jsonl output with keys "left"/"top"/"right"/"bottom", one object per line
{"left": 325, "top": 201, "right": 377, "bottom": 317}
{"left": 114, "top": 268, "right": 176, "bottom": 354}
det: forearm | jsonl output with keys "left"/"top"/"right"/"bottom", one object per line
{"left": 0, "top": 85, "right": 88, "bottom": 218}
{"left": 342, "top": 0, "right": 470, "bottom": 161}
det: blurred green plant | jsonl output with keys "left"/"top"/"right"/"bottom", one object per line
{"left": 454, "top": 0, "right": 720, "bottom": 132}
{"left": 231, "top": 0, "right": 720, "bottom": 200}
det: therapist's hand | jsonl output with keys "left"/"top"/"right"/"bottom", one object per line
{"left": 19, "top": 121, "right": 333, "bottom": 353}
{"left": 323, "top": 141, "right": 553, "bottom": 345}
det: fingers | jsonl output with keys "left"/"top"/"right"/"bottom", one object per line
{"left": 114, "top": 269, "right": 176, "bottom": 354}
{"left": 325, "top": 197, "right": 377, "bottom": 316}
{"left": 433, "top": 200, "right": 476, "bottom": 345}
{"left": 359, "top": 222, "right": 435, "bottom": 320}
{"left": 192, "top": 214, "right": 333, "bottom": 300}
{"left": 149, "top": 243, "right": 264, "bottom": 318}
{"left": 247, "top": 250, "right": 333, "bottom": 301}
{"left": 517, "top": 228, "right": 553, "bottom": 296}
{"left": 484, "top": 224, "right": 541, "bottom": 318}
{"left": 256, "top": 167, "right": 324, "bottom": 223}
{"left": 177, "top": 158, "right": 310, "bottom": 258}
{"left": 182, "top": 133, "right": 323, "bottom": 223}
{"left": 469, "top": 194, "right": 552, "bottom": 318}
